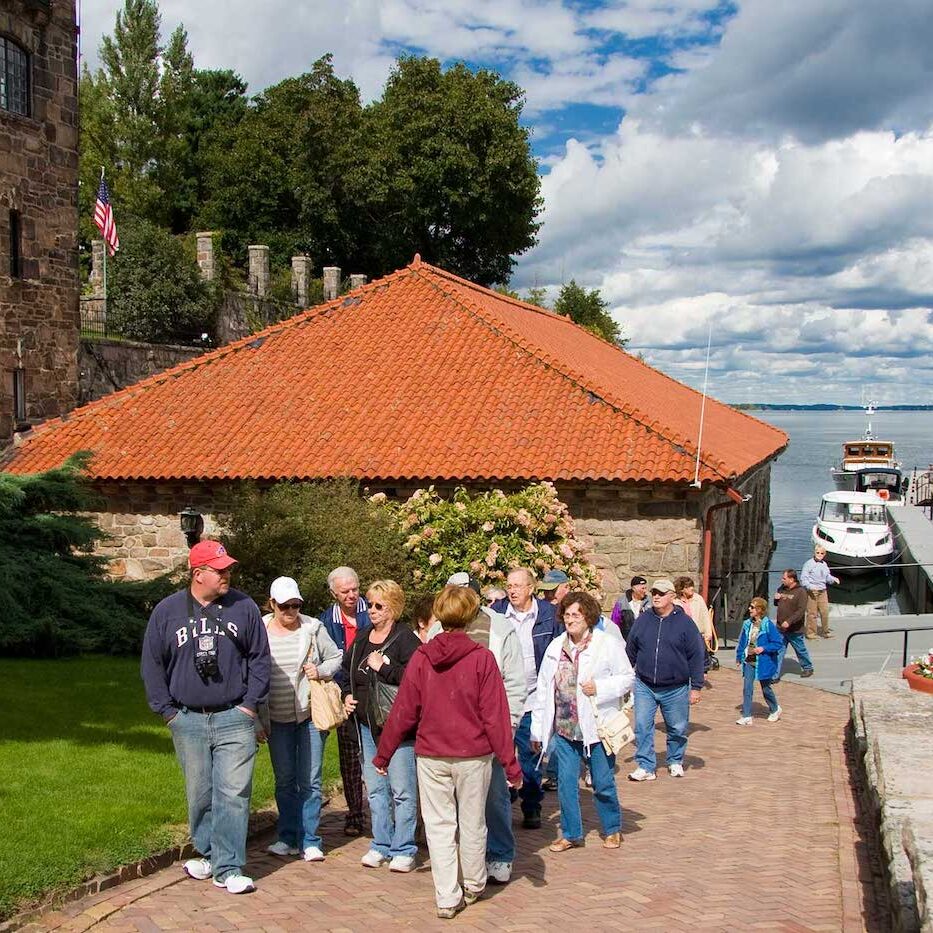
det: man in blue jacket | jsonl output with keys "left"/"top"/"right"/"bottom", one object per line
{"left": 491, "top": 567, "right": 562, "bottom": 829}
{"left": 141, "top": 541, "right": 270, "bottom": 894}
{"left": 625, "top": 577, "right": 705, "bottom": 781}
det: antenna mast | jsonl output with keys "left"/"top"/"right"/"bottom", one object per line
{"left": 692, "top": 324, "right": 712, "bottom": 488}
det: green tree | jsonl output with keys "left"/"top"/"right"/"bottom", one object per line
{"left": 363, "top": 57, "right": 542, "bottom": 285}
{"left": 525, "top": 286, "right": 548, "bottom": 308}
{"left": 553, "top": 280, "right": 627, "bottom": 347}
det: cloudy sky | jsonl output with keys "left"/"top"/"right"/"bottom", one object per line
{"left": 80, "top": 0, "right": 933, "bottom": 405}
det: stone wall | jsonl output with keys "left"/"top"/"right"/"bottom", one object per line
{"left": 0, "top": 0, "right": 79, "bottom": 444}
{"left": 78, "top": 339, "right": 205, "bottom": 405}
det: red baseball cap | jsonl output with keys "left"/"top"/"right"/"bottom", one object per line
{"left": 188, "top": 540, "right": 238, "bottom": 571}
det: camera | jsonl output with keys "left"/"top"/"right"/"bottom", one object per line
{"left": 194, "top": 633, "right": 220, "bottom": 680}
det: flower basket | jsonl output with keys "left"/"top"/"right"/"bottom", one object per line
{"left": 903, "top": 664, "right": 933, "bottom": 695}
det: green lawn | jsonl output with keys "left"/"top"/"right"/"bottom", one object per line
{"left": 0, "top": 657, "right": 339, "bottom": 921}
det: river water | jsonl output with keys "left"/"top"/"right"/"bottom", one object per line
{"left": 756, "top": 409, "right": 933, "bottom": 616}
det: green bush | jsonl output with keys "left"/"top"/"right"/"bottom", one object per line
{"left": 0, "top": 456, "right": 177, "bottom": 656}
{"left": 221, "top": 479, "right": 417, "bottom": 614}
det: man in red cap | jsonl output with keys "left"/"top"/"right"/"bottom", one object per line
{"left": 141, "top": 540, "right": 270, "bottom": 894}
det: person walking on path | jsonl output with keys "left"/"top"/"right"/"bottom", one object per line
{"left": 531, "top": 592, "right": 634, "bottom": 853}
{"left": 801, "top": 546, "right": 840, "bottom": 639}
{"left": 257, "top": 577, "right": 342, "bottom": 863}
{"left": 772, "top": 569, "right": 814, "bottom": 679}
{"left": 141, "top": 541, "right": 270, "bottom": 894}
{"left": 610, "top": 575, "right": 650, "bottom": 640}
{"left": 735, "top": 597, "right": 783, "bottom": 725}
{"left": 320, "top": 566, "right": 371, "bottom": 836}
{"left": 490, "top": 568, "right": 562, "bottom": 829}
{"left": 375, "top": 585, "right": 522, "bottom": 920}
{"left": 625, "top": 578, "right": 705, "bottom": 781}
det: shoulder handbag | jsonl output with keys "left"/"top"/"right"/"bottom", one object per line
{"left": 308, "top": 678, "right": 347, "bottom": 731}
{"left": 361, "top": 631, "right": 402, "bottom": 729}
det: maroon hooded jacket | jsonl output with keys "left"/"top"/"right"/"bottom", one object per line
{"left": 373, "top": 631, "right": 521, "bottom": 785}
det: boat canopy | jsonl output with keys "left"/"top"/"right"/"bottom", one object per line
{"left": 819, "top": 491, "right": 887, "bottom": 524}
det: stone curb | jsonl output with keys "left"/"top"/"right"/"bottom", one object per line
{"left": 0, "top": 809, "right": 278, "bottom": 933}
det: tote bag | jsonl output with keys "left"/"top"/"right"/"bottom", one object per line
{"left": 308, "top": 679, "right": 347, "bottom": 731}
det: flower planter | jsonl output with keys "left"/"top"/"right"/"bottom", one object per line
{"left": 903, "top": 664, "right": 933, "bottom": 695}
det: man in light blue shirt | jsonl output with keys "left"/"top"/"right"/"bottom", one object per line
{"left": 800, "top": 546, "right": 840, "bottom": 639}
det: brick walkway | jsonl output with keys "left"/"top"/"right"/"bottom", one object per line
{"left": 29, "top": 672, "right": 889, "bottom": 932}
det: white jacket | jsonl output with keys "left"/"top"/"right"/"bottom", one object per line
{"left": 531, "top": 627, "right": 635, "bottom": 752}
{"left": 427, "top": 608, "right": 527, "bottom": 728}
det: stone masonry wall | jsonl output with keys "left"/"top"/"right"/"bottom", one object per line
{"left": 0, "top": 0, "right": 79, "bottom": 444}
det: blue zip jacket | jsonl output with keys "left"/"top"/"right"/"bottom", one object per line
{"left": 490, "top": 597, "right": 562, "bottom": 671}
{"left": 320, "top": 597, "right": 372, "bottom": 690}
{"left": 735, "top": 616, "right": 783, "bottom": 682}
{"left": 625, "top": 604, "right": 705, "bottom": 691}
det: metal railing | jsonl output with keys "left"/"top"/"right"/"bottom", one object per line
{"left": 844, "top": 626, "right": 933, "bottom": 668}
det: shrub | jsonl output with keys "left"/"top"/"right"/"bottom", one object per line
{"left": 379, "top": 482, "right": 600, "bottom": 594}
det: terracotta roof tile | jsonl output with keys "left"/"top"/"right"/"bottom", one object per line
{"left": 2, "top": 260, "right": 787, "bottom": 484}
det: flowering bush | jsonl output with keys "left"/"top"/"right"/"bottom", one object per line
{"left": 376, "top": 482, "right": 600, "bottom": 594}
{"left": 909, "top": 649, "right": 933, "bottom": 679}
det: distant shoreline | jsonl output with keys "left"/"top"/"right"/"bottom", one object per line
{"left": 731, "top": 404, "right": 933, "bottom": 412}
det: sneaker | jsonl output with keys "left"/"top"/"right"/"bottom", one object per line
{"left": 213, "top": 873, "right": 256, "bottom": 894}
{"left": 183, "top": 858, "right": 211, "bottom": 881}
{"left": 463, "top": 888, "right": 483, "bottom": 905}
{"left": 628, "top": 767, "right": 656, "bottom": 782}
{"left": 389, "top": 855, "right": 415, "bottom": 873}
{"left": 767, "top": 706, "right": 783, "bottom": 722}
{"left": 361, "top": 849, "right": 387, "bottom": 868}
{"left": 486, "top": 861, "right": 512, "bottom": 884}
{"left": 522, "top": 810, "right": 541, "bottom": 829}
{"left": 735, "top": 716, "right": 753, "bottom": 726}
{"left": 267, "top": 841, "right": 299, "bottom": 857}
{"left": 437, "top": 899, "right": 465, "bottom": 920}
{"left": 801, "top": 669, "right": 814, "bottom": 678}
{"left": 302, "top": 846, "right": 325, "bottom": 862}
{"left": 669, "top": 763, "right": 685, "bottom": 778}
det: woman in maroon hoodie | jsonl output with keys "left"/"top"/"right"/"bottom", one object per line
{"left": 374, "top": 585, "right": 522, "bottom": 920}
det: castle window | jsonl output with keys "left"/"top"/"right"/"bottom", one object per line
{"left": 0, "top": 37, "right": 29, "bottom": 116}
{"left": 9, "top": 209, "right": 22, "bottom": 278}
{"left": 12, "top": 368, "right": 26, "bottom": 423}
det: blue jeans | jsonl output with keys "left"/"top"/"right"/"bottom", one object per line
{"left": 633, "top": 679, "right": 690, "bottom": 772}
{"left": 359, "top": 722, "right": 418, "bottom": 858}
{"left": 267, "top": 718, "right": 327, "bottom": 850}
{"left": 742, "top": 662, "right": 778, "bottom": 717}
{"left": 169, "top": 706, "right": 257, "bottom": 882}
{"left": 514, "top": 711, "right": 543, "bottom": 816}
{"left": 776, "top": 631, "right": 813, "bottom": 675}
{"left": 485, "top": 757, "right": 514, "bottom": 862}
{"left": 553, "top": 735, "right": 620, "bottom": 840}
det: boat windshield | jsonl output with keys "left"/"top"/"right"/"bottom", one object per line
{"left": 821, "top": 501, "right": 887, "bottom": 523}
{"left": 857, "top": 471, "right": 901, "bottom": 494}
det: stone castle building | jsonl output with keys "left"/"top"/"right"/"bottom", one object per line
{"left": 0, "top": 0, "right": 79, "bottom": 444}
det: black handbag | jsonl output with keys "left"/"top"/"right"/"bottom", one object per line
{"left": 352, "top": 631, "right": 401, "bottom": 728}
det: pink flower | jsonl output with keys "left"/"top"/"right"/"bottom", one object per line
{"left": 482, "top": 521, "right": 495, "bottom": 532}
{"left": 559, "top": 543, "right": 574, "bottom": 559}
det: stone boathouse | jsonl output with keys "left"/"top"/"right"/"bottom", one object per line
{"left": 1, "top": 257, "right": 787, "bottom": 610}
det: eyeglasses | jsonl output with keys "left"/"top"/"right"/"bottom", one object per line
{"left": 279, "top": 602, "right": 302, "bottom": 611}
{"left": 198, "top": 566, "right": 231, "bottom": 576}
{"left": 370, "top": 601, "right": 387, "bottom": 611}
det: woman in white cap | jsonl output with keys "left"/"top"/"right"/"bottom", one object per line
{"left": 258, "top": 576, "right": 343, "bottom": 862}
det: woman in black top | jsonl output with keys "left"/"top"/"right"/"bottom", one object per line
{"left": 342, "top": 579, "right": 421, "bottom": 872}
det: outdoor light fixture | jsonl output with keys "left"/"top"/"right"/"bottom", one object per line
{"left": 179, "top": 507, "right": 204, "bottom": 547}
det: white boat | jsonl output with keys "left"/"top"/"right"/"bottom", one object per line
{"left": 830, "top": 400, "right": 901, "bottom": 490}
{"left": 811, "top": 490, "right": 895, "bottom": 573}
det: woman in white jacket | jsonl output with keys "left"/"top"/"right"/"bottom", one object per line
{"left": 531, "top": 591, "right": 635, "bottom": 853}
{"left": 258, "top": 577, "right": 342, "bottom": 862}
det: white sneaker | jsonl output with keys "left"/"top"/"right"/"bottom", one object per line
{"left": 767, "top": 706, "right": 783, "bottom": 722}
{"left": 486, "top": 861, "right": 512, "bottom": 884}
{"left": 267, "top": 841, "right": 299, "bottom": 857}
{"left": 627, "top": 767, "right": 656, "bottom": 782}
{"left": 361, "top": 849, "right": 387, "bottom": 868}
{"left": 389, "top": 855, "right": 415, "bottom": 872}
{"left": 735, "top": 716, "right": 753, "bottom": 726}
{"left": 302, "top": 846, "right": 325, "bottom": 862}
{"left": 213, "top": 873, "right": 256, "bottom": 894}
{"left": 669, "top": 763, "right": 685, "bottom": 778}
{"left": 183, "top": 857, "right": 211, "bottom": 880}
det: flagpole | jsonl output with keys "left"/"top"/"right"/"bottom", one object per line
{"left": 100, "top": 167, "right": 107, "bottom": 328}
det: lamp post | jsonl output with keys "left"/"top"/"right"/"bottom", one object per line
{"left": 179, "top": 507, "right": 203, "bottom": 547}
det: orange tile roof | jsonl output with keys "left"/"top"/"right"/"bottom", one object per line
{"left": 2, "top": 258, "right": 787, "bottom": 485}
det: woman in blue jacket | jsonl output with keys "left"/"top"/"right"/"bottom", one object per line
{"left": 735, "top": 597, "right": 783, "bottom": 725}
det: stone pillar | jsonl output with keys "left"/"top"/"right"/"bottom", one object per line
{"left": 291, "top": 255, "right": 313, "bottom": 306}
{"left": 349, "top": 273, "right": 367, "bottom": 290}
{"left": 196, "top": 232, "right": 216, "bottom": 282}
{"left": 89, "top": 239, "right": 105, "bottom": 296}
{"left": 248, "top": 245, "right": 270, "bottom": 297}
{"left": 322, "top": 266, "right": 341, "bottom": 301}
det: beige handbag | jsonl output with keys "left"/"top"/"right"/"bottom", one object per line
{"left": 588, "top": 694, "right": 634, "bottom": 756}
{"left": 308, "top": 679, "right": 347, "bottom": 731}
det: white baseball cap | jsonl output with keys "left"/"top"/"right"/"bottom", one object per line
{"left": 270, "top": 576, "right": 303, "bottom": 604}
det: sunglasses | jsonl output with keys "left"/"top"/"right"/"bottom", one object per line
{"left": 370, "top": 601, "right": 387, "bottom": 611}
{"left": 279, "top": 602, "right": 302, "bottom": 611}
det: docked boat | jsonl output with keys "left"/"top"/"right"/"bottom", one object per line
{"left": 853, "top": 467, "right": 906, "bottom": 504}
{"left": 811, "top": 490, "right": 895, "bottom": 573}
{"left": 830, "top": 403, "right": 901, "bottom": 490}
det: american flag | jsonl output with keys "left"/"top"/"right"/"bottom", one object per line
{"left": 94, "top": 174, "right": 120, "bottom": 256}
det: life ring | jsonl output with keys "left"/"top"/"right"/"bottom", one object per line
{"left": 878, "top": 488, "right": 890, "bottom": 501}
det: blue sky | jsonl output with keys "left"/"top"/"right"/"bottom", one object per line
{"left": 81, "top": 0, "right": 933, "bottom": 406}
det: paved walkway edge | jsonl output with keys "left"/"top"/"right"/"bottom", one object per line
{"left": 851, "top": 671, "right": 933, "bottom": 932}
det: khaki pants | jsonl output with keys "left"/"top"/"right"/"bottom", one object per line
{"left": 806, "top": 589, "right": 830, "bottom": 636}
{"left": 417, "top": 754, "right": 492, "bottom": 910}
